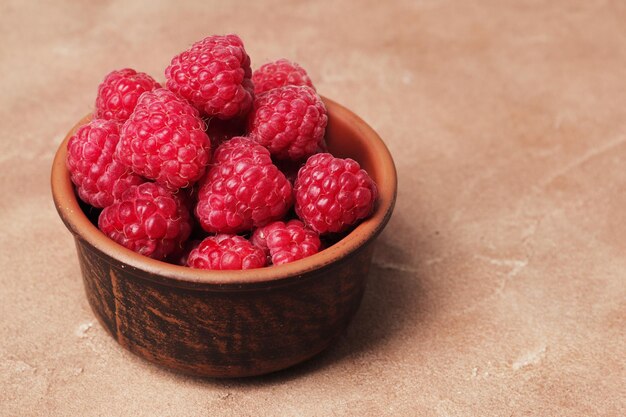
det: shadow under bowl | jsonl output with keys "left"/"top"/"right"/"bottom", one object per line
{"left": 51, "top": 97, "right": 397, "bottom": 378}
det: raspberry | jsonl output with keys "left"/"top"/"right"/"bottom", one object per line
{"left": 252, "top": 59, "right": 315, "bottom": 94}
{"left": 212, "top": 136, "right": 272, "bottom": 165}
{"left": 116, "top": 88, "right": 211, "bottom": 190}
{"left": 95, "top": 68, "right": 161, "bottom": 122}
{"left": 248, "top": 85, "right": 327, "bottom": 161}
{"left": 251, "top": 220, "right": 321, "bottom": 266}
{"left": 98, "top": 182, "right": 192, "bottom": 260}
{"left": 294, "top": 153, "right": 378, "bottom": 234}
{"left": 187, "top": 234, "right": 266, "bottom": 270}
{"left": 66, "top": 119, "right": 144, "bottom": 208}
{"left": 165, "top": 34, "right": 254, "bottom": 119}
{"left": 195, "top": 137, "right": 293, "bottom": 234}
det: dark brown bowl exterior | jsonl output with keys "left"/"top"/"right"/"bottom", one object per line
{"left": 51, "top": 97, "right": 397, "bottom": 378}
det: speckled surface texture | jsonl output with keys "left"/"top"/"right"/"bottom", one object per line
{"left": 1, "top": 1, "right": 625, "bottom": 415}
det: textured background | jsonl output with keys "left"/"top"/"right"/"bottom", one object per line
{"left": 1, "top": 0, "right": 625, "bottom": 416}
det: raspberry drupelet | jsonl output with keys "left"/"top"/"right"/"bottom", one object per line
{"left": 66, "top": 119, "right": 144, "bottom": 208}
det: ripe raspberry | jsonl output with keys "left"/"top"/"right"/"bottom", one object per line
{"left": 294, "top": 153, "right": 378, "bottom": 234}
{"left": 95, "top": 68, "right": 161, "bottom": 122}
{"left": 252, "top": 59, "right": 315, "bottom": 94}
{"left": 195, "top": 137, "right": 293, "bottom": 234}
{"left": 248, "top": 85, "right": 327, "bottom": 161}
{"left": 98, "top": 182, "right": 192, "bottom": 260}
{"left": 251, "top": 220, "right": 321, "bottom": 266}
{"left": 212, "top": 136, "right": 272, "bottom": 165}
{"left": 165, "top": 34, "right": 254, "bottom": 119}
{"left": 116, "top": 88, "right": 211, "bottom": 190}
{"left": 187, "top": 234, "right": 266, "bottom": 270}
{"left": 66, "top": 119, "right": 144, "bottom": 208}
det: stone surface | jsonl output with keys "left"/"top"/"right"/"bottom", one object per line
{"left": 1, "top": 0, "right": 625, "bottom": 415}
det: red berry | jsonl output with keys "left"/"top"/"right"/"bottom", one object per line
{"left": 95, "top": 68, "right": 161, "bottom": 122}
{"left": 195, "top": 137, "right": 293, "bottom": 234}
{"left": 66, "top": 119, "right": 144, "bottom": 208}
{"left": 98, "top": 183, "right": 192, "bottom": 260}
{"left": 187, "top": 234, "right": 266, "bottom": 270}
{"left": 252, "top": 59, "right": 315, "bottom": 94}
{"left": 250, "top": 221, "right": 283, "bottom": 255}
{"left": 116, "top": 88, "right": 211, "bottom": 190}
{"left": 252, "top": 220, "right": 321, "bottom": 265}
{"left": 212, "top": 136, "right": 272, "bottom": 165}
{"left": 248, "top": 85, "right": 327, "bottom": 161}
{"left": 165, "top": 34, "right": 254, "bottom": 119}
{"left": 294, "top": 153, "right": 378, "bottom": 234}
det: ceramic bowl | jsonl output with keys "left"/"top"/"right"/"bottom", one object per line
{"left": 51, "top": 97, "right": 397, "bottom": 378}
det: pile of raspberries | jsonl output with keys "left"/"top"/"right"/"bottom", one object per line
{"left": 66, "top": 34, "right": 378, "bottom": 270}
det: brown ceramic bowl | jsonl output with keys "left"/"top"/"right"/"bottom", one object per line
{"left": 51, "top": 97, "right": 396, "bottom": 378}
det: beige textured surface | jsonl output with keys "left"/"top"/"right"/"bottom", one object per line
{"left": 1, "top": 0, "right": 625, "bottom": 415}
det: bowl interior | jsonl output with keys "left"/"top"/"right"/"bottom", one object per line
{"left": 51, "top": 97, "right": 397, "bottom": 288}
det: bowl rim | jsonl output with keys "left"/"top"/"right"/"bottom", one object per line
{"left": 51, "top": 97, "right": 397, "bottom": 289}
